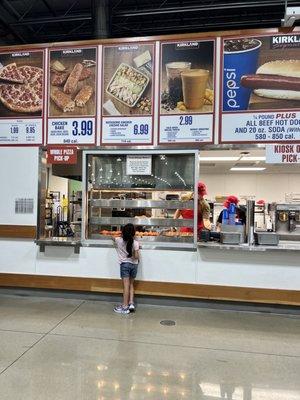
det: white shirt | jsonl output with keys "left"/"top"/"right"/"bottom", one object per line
{"left": 115, "top": 237, "right": 139, "bottom": 265}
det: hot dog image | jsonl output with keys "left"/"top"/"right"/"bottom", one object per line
{"left": 241, "top": 60, "right": 300, "bottom": 100}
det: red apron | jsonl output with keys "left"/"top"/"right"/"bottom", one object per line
{"left": 180, "top": 208, "right": 204, "bottom": 233}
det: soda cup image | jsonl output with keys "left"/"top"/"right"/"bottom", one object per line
{"left": 223, "top": 38, "right": 262, "bottom": 111}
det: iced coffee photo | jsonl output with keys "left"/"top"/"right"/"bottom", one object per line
{"left": 160, "top": 40, "right": 214, "bottom": 114}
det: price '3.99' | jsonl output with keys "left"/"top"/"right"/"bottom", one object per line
{"left": 72, "top": 120, "right": 93, "bottom": 136}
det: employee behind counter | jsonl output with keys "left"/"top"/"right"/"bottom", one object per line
{"left": 216, "top": 195, "right": 246, "bottom": 231}
{"left": 174, "top": 181, "right": 211, "bottom": 234}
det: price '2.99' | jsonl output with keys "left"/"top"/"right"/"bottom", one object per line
{"left": 72, "top": 120, "right": 93, "bottom": 136}
{"left": 179, "top": 116, "right": 193, "bottom": 125}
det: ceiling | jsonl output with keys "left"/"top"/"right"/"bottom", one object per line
{"left": 199, "top": 149, "right": 300, "bottom": 174}
{"left": 0, "top": 0, "right": 299, "bottom": 46}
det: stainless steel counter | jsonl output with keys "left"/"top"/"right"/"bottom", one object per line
{"left": 198, "top": 240, "right": 300, "bottom": 252}
{"left": 35, "top": 238, "right": 300, "bottom": 252}
{"left": 36, "top": 238, "right": 81, "bottom": 253}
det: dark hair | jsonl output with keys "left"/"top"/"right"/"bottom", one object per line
{"left": 121, "top": 224, "right": 136, "bottom": 258}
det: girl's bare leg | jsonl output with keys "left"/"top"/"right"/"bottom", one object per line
{"left": 129, "top": 278, "right": 135, "bottom": 304}
{"left": 122, "top": 278, "right": 130, "bottom": 307}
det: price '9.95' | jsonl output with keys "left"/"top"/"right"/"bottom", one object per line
{"left": 72, "top": 120, "right": 93, "bottom": 136}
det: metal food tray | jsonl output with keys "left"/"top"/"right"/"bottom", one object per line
{"left": 220, "top": 232, "right": 242, "bottom": 245}
{"left": 90, "top": 234, "right": 193, "bottom": 243}
{"left": 89, "top": 216, "right": 194, "bottom": 227}
{"left": 255, "top": 232, "right": 279, "bottom": 245}
{"left": 89, "top": 199, "right": 194, "bottom": 210}
{"left": 106, "top": 62, "right": 149, "bottom": 108}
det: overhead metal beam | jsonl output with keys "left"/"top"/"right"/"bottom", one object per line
{"left": 0, "top": 1, "right": 27, "bottom": 43}
{"left": 36, "top": 32, "right": 93, "bottom": 41}
{"left": 114, "top": 0, "right": 291, "bottom": 17}
{"left": 18, "top": 0, "right": 39, "bottom": 21}
{"left": 0, "top": 14, "right": 26, "bottom": 43}
{"left": 92, "top": 0, "right": 110, "bottom": 38}
{"left": 113, "top": 17, "right": 282, "bottom": 34}
{"left": 41, "top": 0, "right": 57, "bottom": 17}
{"left": 10, "top": 14, "right": 92, "bottom": 26}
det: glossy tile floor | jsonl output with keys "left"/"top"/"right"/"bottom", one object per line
{"left": 0, "top": 294, "right": 299, "bottom": 400}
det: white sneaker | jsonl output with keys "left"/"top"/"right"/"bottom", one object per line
{"left": 114, "top": 305, "right": 130, "bottom": 314}
{"left": 128, "top": 303, "right": 135, "bottom": 312}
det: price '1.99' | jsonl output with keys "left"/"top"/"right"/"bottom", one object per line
{"left": 72, "top": 120, "right": 93, "bottom": 136}
{"left": 10, "top": 126, "right": 19, "bottom": 134}
{"left": 133, "top": 124, "right": 149, "bottom": 135}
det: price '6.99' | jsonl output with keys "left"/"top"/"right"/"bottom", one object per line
{"left": 133, "top": 124, "right": 149, "bottom": 135}
{"left": 72, "top": 120, "right": 93, "bottom": 136}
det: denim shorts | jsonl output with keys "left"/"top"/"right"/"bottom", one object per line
{"left": 120, "top": 262, "right": 138, "bottom": 279}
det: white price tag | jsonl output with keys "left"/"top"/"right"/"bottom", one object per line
{"left": 101, "top": 116, "right": 152, "bottom": 144}
{"left": 47, "top": 118, "right": 96, "bottom": 145}
{"left": 159, "top": 114, "right": 213, "bottom": 143}
{"left": 126, "top": 155, "right": 152, "bottom": 175}
{"left": 221, "top": 112, "right": 300, "bottom": 143}
{"left": 0, "top": 119, "right": 42, "bottom": 145}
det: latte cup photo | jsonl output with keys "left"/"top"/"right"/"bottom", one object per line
{"left": 223, "top": 38, "right": 262, "bottom": 111}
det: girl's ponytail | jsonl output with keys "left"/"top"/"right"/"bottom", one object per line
{"left": 121, "top": 224, "right": 136, "bottom": 258}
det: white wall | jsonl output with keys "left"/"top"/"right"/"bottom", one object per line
{"left": 48, "top": 172, "right": 69, "bottom": 199}
{"left": 0, "top": 239, "right": 300, "bottom": 290}
{"left": 0, "top": 147, "right": 39, "bottom": 225}
{"left": 202, "top": 173, "right": 300, "bottom": 203}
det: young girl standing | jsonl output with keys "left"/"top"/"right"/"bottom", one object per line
{"left": 113, "top": 224, "right": 140, "bottom": 314}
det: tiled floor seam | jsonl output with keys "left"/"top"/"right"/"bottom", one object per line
{"left": 0, "top": 328, "right": 45, "bottom": 335}
{"left": 49, "top": 331, "right": 300, "bottom": 359}
{"left": 0, "top": 300, "right": 86, "bottom": 377}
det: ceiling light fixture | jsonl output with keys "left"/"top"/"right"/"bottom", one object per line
{"left": 200, "top": 157, "right": 239, "bottom": 161}
{"left": 230, "top": 167, "right": 266, "bottom": 171}
{"left": 240, "top": 156, "right": 266, "bottom": 161}
{"left": 199, "top": 156, "right": 266, "bottom": 162}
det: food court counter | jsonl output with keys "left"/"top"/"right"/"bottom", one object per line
{"left": 198, "top": 240, "right": 300, "bottom": 252}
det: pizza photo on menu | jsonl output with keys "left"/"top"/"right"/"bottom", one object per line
{"left": 48, "top": 47, "right": 97, "bottom": 117}
{"left": 0, "top": 51, "right": 44, "bottom": 117}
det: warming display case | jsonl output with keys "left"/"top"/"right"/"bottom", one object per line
{"left": 82, "top": 150, "right": 199, "bottom": 249}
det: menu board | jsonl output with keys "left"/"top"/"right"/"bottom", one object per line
{"left": 2, "top": 29, "right": 300, "bottom": 148}
{"left": 0, "top": 49, "right": 44, "bottom": 145}
{"left": 220, "top": 33, "right": 300, "bottom": 143}
{"left": 47, "top": 46, "right": 97, "bottom": 145}
{"left": 159, "top": 39, "right": 215, "bottom": 144}
{"left": 101, "top": 43, "right": 155, "bottom": 145}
